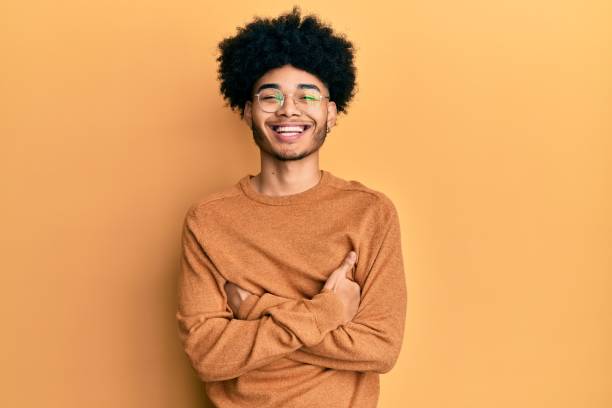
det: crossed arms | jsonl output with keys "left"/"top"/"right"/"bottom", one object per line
{"left": 175, "top": 200, "right": 407, "bottom": 382}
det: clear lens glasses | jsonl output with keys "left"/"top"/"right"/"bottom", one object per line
{"left": 255, "top": 88, "right": 330, "bottom": 113}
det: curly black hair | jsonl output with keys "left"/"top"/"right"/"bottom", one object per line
{"left": 216, "top": 5, "right": 358, "bottom": 119}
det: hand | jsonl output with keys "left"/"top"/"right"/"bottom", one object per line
{"left": 322, "top": 251, "right": 361, "bottom": 324}
{"left": 224, "top": 281, "right": 253, "bottom": 315}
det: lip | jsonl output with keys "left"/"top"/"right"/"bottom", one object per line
{"left": 267, "top": 123, "right": 313, "bottom": 143}
{"left": 268, "top": 122, "right": 313, "bottom": 128}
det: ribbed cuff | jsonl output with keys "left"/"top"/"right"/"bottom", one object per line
{"left": 307, "top": 290, "right": 344, "bottom": 335}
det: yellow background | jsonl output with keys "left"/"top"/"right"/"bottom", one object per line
{"left": 2, "top": 1, "right": 610, "bottom": 407}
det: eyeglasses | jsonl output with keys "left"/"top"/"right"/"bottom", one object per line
{"left": 254, "top": 88, "right": 330, "bottom": 113}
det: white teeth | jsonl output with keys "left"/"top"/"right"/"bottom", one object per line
{"left": 275, "top": 126, "right": 305, "bottom": 132}
{"left": 271, "top": 125, "right": 310, "bottom": 133}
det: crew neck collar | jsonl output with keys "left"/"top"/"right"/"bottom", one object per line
{"left": 239, "top": 169, "right": 331, "bottom": 206}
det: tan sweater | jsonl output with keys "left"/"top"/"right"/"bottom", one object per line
{"left": 176, "top": 169, "right": 407, "bottom": 407}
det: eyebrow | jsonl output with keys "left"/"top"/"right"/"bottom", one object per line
{"left": 255, "top": 83, "right": 321, "bottom": 93}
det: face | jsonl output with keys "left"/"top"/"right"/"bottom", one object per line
{"left": 244, "top": 64, "right": 337, "bottom": 162}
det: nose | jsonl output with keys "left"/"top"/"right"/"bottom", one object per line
{"left": 275, "top": 94, "right": 301, "bottom": 117}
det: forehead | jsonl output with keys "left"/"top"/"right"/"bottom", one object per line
{"left": 253, "top": 64, "right": 327, "bottom": 93}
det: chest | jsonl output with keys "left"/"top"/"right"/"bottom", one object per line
{"left": 201, "top": 205, "right": 375, "bottom": 298}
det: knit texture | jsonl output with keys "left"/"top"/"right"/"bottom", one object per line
{"left": 176, "top": 169, "right": 407, "bottom": 408}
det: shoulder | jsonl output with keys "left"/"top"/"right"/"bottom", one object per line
{"left": 183, "top": 183, "right": 243, "bottom": 224}
{"left": 327, "top": 171, "right": 399, "bottom": 219}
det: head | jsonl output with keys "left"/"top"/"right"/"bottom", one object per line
{"left": 216, "top": 6, "right": 357, "bottom": 162}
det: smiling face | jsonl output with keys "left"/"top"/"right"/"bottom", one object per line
{"left": 244, "top": 64, "right": 337, "bottom": 162}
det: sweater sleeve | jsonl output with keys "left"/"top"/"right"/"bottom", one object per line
{"left": 175, "top": 205, "right": 345, "bottom": 382}
{"left": 235, "top": 200, "right": 407, "bottom": 373}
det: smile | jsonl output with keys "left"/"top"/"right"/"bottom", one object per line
{"left": 267, "top": 124, "right": 312, "bottom": 142}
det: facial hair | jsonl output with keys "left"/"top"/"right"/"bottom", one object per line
{"left": 251, "top": 121, "right": 328, "bottom": 162}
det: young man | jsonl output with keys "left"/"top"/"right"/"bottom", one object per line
{"left": 176, "top": 6, "right": 407, "bottom": 407}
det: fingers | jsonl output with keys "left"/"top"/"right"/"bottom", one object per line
{"left": 342, "top": 251, "right": 357, "bottom": 281}
{"left": 344, "top": 251, "right": 357, "bottom": 266}
{"left": 335, "top": 251, "right": 357, "bottom": 279}
{"left": 225, "top": 281, "right": 253, "bottom": 301}
{"left": 323, "top": 274, "right": 337, "bottom": 292}
{"left": 323, "top": 251, "right": 358, "bottom": 292}
{"left": 236, "top": 285, "right": 253, "bottom": 301}
{"left": 346, "top": 251, "right": 358, "bottom": 280}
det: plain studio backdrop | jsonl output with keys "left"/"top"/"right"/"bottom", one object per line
{"left": 1, "top": 0, "right": 610, "bottom": 407}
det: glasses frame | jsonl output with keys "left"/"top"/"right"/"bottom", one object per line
{"left": 254, "top": 89, "right": 331, "bottom": 113}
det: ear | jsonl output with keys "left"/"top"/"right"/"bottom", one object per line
{"left": 244, "top": 100, "right": 253, "bottom": 129}
{"left": 327, "top": 100, "right": 338, "bottom": 129}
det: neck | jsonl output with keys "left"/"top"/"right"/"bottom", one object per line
{"left": 251, "top": 166, "right": 322, "bottom": 197}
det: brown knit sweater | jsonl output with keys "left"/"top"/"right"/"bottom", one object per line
{"left": 176, "top": 169, "right": 407, "bottom": 407}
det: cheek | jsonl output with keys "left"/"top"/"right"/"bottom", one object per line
{"left": 307, "top": 113, "right": 324, "bottom": 125}
{"left": 254, "top": 116, "right": 271, "bottom": 129}
{"left": 315, "top": 117, "right": 327, "bottom": 129}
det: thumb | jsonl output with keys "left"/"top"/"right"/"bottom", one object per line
{"left": 236, "top": 285, "right": 253, "bottom": 301}
{"left": 323, "top": 251, "right": 357, "bottom": 292}
{"left": 345, "top": 251, "right": 357, "bottom": 281}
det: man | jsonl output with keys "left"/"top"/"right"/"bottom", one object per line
{"left": 176, "top": 6, "right": 407, "bottom": 407}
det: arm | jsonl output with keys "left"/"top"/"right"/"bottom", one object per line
{"left": 236, "top": 200, "right": 407, "bottom": 373}
{"left": 175, "top": 205, "right": 345, "bottom": 382}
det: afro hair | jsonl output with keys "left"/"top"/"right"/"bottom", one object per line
{"left": 216, "top": 5, "right": 358, "bottom": 119}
